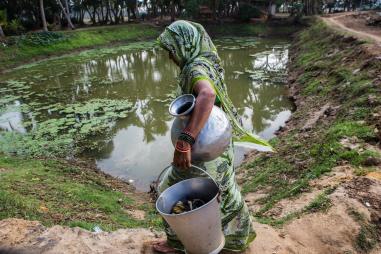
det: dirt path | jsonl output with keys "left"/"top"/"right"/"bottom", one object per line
{"left": 0, "top": 218, "right": 164, "bottom": 254}
{"left": 321, "top": 12, "right": 381, "bottom": 46}
{"left": 1, "top": 169, "right": 380, "bottom": 254}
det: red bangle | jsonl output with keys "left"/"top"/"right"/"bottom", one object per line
{"left": 175, "top": 142, "right": 191, "bottom": 153}
{"left": 176, "top": 147, "right": 190, "bottom": 153}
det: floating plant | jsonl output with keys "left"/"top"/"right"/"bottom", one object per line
{"left": 0, "top": 99, "right": 134, "bottom": 158}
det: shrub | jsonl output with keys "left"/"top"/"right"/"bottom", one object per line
{"left": 4, "top": 19, "right": 25, "bottom": 35}
{"left": 183, "top": 0, "right": 204, "bottom": 18}
{"left": 237, "top": 3, "right": 262, "bottom": 21}
{"left": 18, "top": 31, "right": 68, "bottom": 46}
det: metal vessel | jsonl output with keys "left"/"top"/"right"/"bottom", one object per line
{"left": 156, "top": 165, "right": 225, "bottom": 254}
{"left": 169, "top": 94, "right": 232, "bottom": 162}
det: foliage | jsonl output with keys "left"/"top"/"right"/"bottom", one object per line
{"left": 237, "top": 3, "right": 262, "bottom": 21}
{"left": 18, "top": 31, "right": 68, "bottom": 46}
{"left": 0, "top": 9, "right": 6, "bottom": 25}
{"left": 182, "top": 0, "right": 204, "bottom": 18}
{"left": 3, "top": 19, "right": 24, "bottom": 35}
{"left": 0, "top": 23, "right": 160, "bottom": 71}
{"left": 289, "top": 2, "right": 303, "bottom": 18}
{"left": 0, "top": 155, "right": 162, "bottom": 230}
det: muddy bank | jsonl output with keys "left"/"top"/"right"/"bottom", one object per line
{"left": 0, "top": 168, "right": 380, "bottom": 254}
{"left": 0, "top": 156, "right": 160, "bottom": 232}
{"left": 239, "top": 18, "right": 381, "bottom": 253}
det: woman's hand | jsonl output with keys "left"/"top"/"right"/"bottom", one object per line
{"left": 173, "top": 140, "right": 191, "bottom": 169}
{"left": 173, "top": 80, "right": 215, "bottom": 169}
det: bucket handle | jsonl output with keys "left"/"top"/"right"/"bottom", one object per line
{"left": 157, "top": 164, "right": 222, "bottom": 203}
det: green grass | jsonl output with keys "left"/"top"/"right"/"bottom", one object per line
{"left": 348, "top": 208, "right": 380, "bottom": 253}
{"left": 255, "top": 189, "right": 333, "bottom": 227}
{"left": 206, "top": 22, "right": 301, "bottom": 37}
{"left": 356, "top": 224, "right": 379, "bottom": 253}
{"left": 0, "top": 22, "right": 301, "bottom": 72}
{"left": 0, "top": 155, "right": 162, "bottom": 231}
{"left": 0, "top": 24, "right": 160, "bottom": 71}
{"left": 242, "top": 20, "right": 380, "bottom": 227}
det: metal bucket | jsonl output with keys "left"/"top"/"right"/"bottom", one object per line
{"left": 156, "top": 165, "right": 225, "bottom": 254}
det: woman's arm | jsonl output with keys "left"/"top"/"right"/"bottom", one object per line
{"left": 173, "top": 79, "right": 216, "bottom": 169}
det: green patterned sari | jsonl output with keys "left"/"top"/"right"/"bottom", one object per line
{"left": 157, "top": 20, "right": 270, "bottom": 252}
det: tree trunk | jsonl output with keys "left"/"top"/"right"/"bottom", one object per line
{"left": 0, "top": 24, "right": 4, "bottom": 37}
{"left": 80, "top": 9, "right": 84, "bottom": 24}
{"left": 57, "top": 0, "right": 75, "bottom": 29}
{"left": 105, "top": 5, "right": 109, "bottom": 24}
{"left": 64, "top": 0, "right": 71, "bottom": 17}
{"left": 120, "top": 1, "right": 125, "bottom": 22}
{"left": 212, "top": 0, "right": 219, "bottom": 20}
{"left": 170, "top": 0, "right": 175, "bottom": 21}
{"left": 100, "top": 1, "right": 105, "bottom": 23}
{"left": 85, "top": 6, "right": 95, "bottom": 24}
{"left": 39, "top": 0, "right": 48, "bottom": 31}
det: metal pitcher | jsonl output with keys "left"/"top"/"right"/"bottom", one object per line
{"left": 156, "top": 165, "right": 225, "bottom": 254}
{"left": 169, "top": 94, "right": 232, "bottom": 162}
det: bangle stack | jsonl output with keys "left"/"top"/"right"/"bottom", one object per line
{"left": 175, "top": 131, "right": 195, "bottom": 153}
{"left": 178, "top": 131, "right": 196, "bottom": 146}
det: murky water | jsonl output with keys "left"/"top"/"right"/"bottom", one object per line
{"left": 0, "top": 37, "right": 292, "bottom": 190}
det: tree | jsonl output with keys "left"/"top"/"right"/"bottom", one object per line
{"left": 0, "top": 10, "right": 5, "bottom": 37}
{"left": 126, "top": 0, "right": 137, "bottom": 20}
{"left": 39, "top": 0, "right": 48, "bottom": 31}
{"left": 170, "top": 0, "right": 175, "bottom": 21}
{"left": 57, "top": 0, "right": 75, "bottom": 29}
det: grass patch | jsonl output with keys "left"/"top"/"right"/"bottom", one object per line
{"left": 254, "top": 189, "right": 332, "bottom": 227}
{"left": 206, "top": 22, "right": 301, "bottom": 37}
{"left": 348, "top": 208, "right": 379, "bottom": 253}
{"left": 0, "top": 155, "right": 161, "bottom": 231}
{"left": 242, "top": 19, "right": 380, "bottom": 228}
{"left": 0, "top": 24, "right": 160, "bottom": 71}
{"left": 356, "top": 224, "right": 379, "bottom": 253}
{"left": 0, "top": 22, "right": 300, "bottom": 72}
{"left": 243, "top": 120, "right": 377, "bottom": 216}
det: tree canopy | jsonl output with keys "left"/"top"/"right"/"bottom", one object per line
{"left": 0, "top": 0, "right": 379, "bottom": 35}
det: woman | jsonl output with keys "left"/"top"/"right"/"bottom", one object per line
{"left": 154, "top": 20, "right": 271, "bottom": 253}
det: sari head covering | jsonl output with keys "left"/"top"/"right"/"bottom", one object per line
{"left": 158, "top": 20, "right": 272, "bottom": 149}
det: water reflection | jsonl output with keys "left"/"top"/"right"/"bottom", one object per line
{"left": 0, "top": 37, "right": 293, "bottom": 190}
{"left": 0, "top": 101, "right": 26, "bottom": 133}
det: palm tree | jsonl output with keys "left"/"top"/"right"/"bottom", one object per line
{"left": 39, "top": 0, "right": 48, "bottom": 31}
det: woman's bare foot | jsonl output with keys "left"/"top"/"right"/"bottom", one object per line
{"left": 152, "top": 240, "right": 179, "bottom": 253}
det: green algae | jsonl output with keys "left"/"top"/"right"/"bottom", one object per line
{"left": 0, "top": 99, "right": 134, "bottom": 157}
{"left": 14, "top": 40, "right": 158, "bottom": 71}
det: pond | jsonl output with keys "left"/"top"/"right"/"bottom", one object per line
{"left": 0, "top": 37, "right": 293, "bottom": 191}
